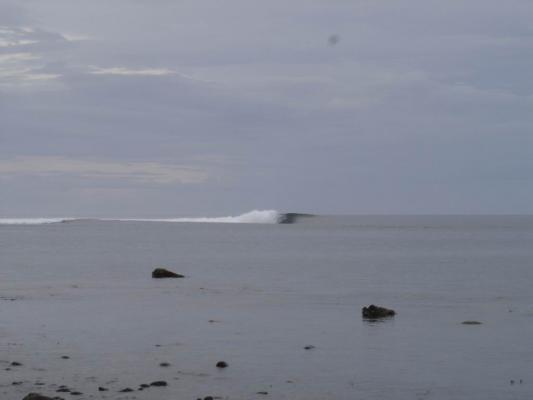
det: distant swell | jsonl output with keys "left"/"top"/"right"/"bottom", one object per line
{"left": 0, "top": 210, "right": 311, "bottom": 225}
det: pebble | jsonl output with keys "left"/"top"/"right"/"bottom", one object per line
{"left": 216, "top": 361, "right": 228, "bottom": 368}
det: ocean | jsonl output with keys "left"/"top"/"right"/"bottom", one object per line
{"left": 1, "top": 214, "right": 532, "bottom": 400}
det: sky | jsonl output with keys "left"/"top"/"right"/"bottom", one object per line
{"left": 1, "top": 0, "right": 532, "bottom": 217}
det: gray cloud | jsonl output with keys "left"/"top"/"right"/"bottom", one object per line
{"left": 0, "top": 156, "right": 209, "bottom": 184}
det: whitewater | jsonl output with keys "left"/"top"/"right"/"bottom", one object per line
{"left": 0, "top": 210, "right": 283, "bottom": 225}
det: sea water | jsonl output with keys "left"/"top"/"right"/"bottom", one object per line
{"left": 0, "top": 214, "right": 532, "bottom": 399}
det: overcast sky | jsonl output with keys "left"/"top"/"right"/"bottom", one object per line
{"left": 1, "top": 0, "right": 532, "bottom": 217}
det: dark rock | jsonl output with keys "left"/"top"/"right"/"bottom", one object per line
{"left": 204, "top": 397, "right": 214, "bottom": 400}
{"left": 22, "top": 394, "right": 55, "bottom": 400}
{"left": 119, "top": 388, "right": 134, "bottom": 392}
{"left": 461, "top": 320, "right": 482, "bottom": 325}
{"left": 55, "top": 388, "right": 70, "bottom": 393}
{"left": 152, "top": 268, "right": 184, "bottom": 278}
{"left": 97, "top": 387, "right": 108, "bottom": 392}
{"left": 216, "top": 361, "right": 228, "bottom": 368}
{"left": 139, "top": 384, "right": 150, "bottom": 388}
{"left": 150, "top": 381, "right": 168, "bottom": 387}
{"left": 12, "top": 381, "right": 23, "bottom": 385}
{"left": 257, "top": 392, "right": 269, "bottom": 395}
{"left": 60, "top": 356, "right": 70, "bottom": 360}
{"left": 303, "top": 345, "right": 315, "bottom": 350}
{"left": 159, "top": 362, "right": 171, "bottom": 367}
{"left": 69, "top": 392, "right": 82, "bottom": 396}
{"left": 11, "top": 361, "right": 23, "bottom": 366}
{"left": 362, "top": 304, "right": 396, "bottom": 319}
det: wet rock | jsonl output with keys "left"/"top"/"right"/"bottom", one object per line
{"left": 22, "top": 394, "right": 54, "bottom": 400}
{"left": 152, "top": 268, "right": 184, "bottom": 278}
{"left": 69, "top": 392, "right": 82, "bottom": 396}
{"left": 159, "top": 362, "right": 171, "bottom": 367}
{"left": 11, "top": 361, "right": 23, "bottom": 366}
{"left": 257, "top": 391, "right": 269, "bottom": 395}
{"left": 139, "top": 384, "right": 150, "bottom": 388}
{"left": 461, "top": 320, "right": 482, "bottom": 325}
{"left": 303, "top": 345, "right": 315, "bottom": 350}
{"left": 55, "top": 388, "right": 70, "bottom": 393}
{"left": 204, "top": 397, "right": 214, "bottom": 400}
{"left": 150, "top": 381, "right": 168, "bottom": 387}
{"left": 97, "top": 387, "right": 108, "bottom": 392}
{"left": 119, "top": 388, "right": 134, "bottom": 392}
{"left": 216, "top": 361, "right": 228, "bottom": 368}
{"left": 12, "top": 381, "right": 23, "bottom": 385}
{"left": 60, "top": 356, "right": 70, "bottom": 360}
{"left": 362, "top": 304, "right": 396, "bottom": 319}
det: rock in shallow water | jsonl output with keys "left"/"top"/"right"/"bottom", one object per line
{"left": 216, "top": 361, "right": 228, "bottom": 368}
{"left": 150, "top": 381, "right": 168, "bottom": 387}
{"left": 22, "top": 394, "right": 55, "bottom": 400}
{"left": 152, "top": 268, "right": 184, "bottom": 278}
{"left": 362, "top": 304, "right": 396, "bottom": 319}
{"left": 462, "top": 320, "right": 482, "bottom": 325}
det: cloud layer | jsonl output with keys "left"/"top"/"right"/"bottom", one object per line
{"left": 0, "top": 156, "right": 208, "bottom": 184}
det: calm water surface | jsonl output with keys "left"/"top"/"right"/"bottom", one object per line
{"left": 0, "top": 215, "right": 532, "bottom": 400}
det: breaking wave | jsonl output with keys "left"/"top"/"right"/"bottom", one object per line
{"left": 0, "top": 210, "right": 305, "bottom": 225}
{"left": 116, "top": 210, "right": 283, "bottom": 224}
